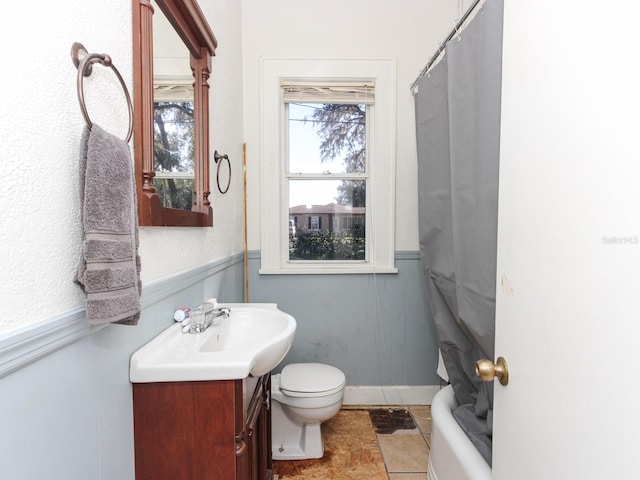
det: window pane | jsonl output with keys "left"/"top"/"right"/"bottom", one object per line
{"left": 153, "top": 177, "right": 194, "bottom": 210}
{"left": 288, "top": 179, "right": 366, "bottom": 261}
{"left": 153, "top": 100, "right": 194, "bottom": 210}
{"left": 288, "top": 103, "right": 366, "bottom": 174}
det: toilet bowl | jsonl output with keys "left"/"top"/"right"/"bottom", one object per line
{"left": 271, "top": 363, "right": 346, "bottom": 460}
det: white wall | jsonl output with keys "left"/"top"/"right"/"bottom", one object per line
{"left": 241, "top": 0, "right": 461, "bottom": 253}
{"left": 0, "top": 0, "right": 245, "bottom": 335}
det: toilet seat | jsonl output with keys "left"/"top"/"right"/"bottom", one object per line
{"left": 280, "top": 363, "right": 346, "bottom": 398}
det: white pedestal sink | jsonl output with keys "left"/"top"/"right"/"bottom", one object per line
{"left": 130, "top": 303, "right": 296, "bottom": 382}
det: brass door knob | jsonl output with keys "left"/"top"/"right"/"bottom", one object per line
{"left": 475, "top": 356, "right": 509, "bottom": 386}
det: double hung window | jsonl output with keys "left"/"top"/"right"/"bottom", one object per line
{"left": 260, "top": 58, "right": 397, "bottom": 274}
{"left": 283, "top": 82, "right": 374, "bottom": 263}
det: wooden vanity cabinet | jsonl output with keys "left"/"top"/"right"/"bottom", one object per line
{"left": 132, "top": 373, "right": 272, "bottom": 480}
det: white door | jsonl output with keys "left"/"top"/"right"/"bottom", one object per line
{"left": 492, "top": 1, "right": 640, "bottom": 478}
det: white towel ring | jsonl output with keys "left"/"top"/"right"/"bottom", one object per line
{"left": 71, "top": 42, "right": 134, "bottom": 143}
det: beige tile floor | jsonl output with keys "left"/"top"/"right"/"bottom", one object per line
{"left": 380, "top": 406, "right": 431, "bottom": 480}
{"left": 274, "top": 405, "right": 432, "bottom": 479}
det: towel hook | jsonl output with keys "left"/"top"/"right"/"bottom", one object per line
{"left": 71, "top": 42, "right": 134, "bottom": 143}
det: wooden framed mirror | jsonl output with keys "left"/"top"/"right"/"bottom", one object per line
{"left": 132, "top": 0, "right": 217, "bottom": 226}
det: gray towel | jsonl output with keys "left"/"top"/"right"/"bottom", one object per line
{"left": 76, "top": 124, "right": 141, "bottom": 326}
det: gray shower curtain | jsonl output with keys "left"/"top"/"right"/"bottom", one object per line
{"left": 415, "top": 0, "right": 503, "bottom": 465}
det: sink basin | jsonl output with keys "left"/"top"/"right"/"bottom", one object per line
{"left": 130, "top": 303, "right": 296, "bottom": 382}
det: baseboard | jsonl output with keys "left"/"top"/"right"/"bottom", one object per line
{"left": 343, "top": 385, "right": 441, "bottom": 406}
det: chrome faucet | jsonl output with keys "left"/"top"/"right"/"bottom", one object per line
{"left": 184, "top": 306, "right": 231, "bottom": 334}
{"left": 208, "top": 307, "right": 231, "bottom": 323}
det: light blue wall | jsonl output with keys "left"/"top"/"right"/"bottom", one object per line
{"left": 0, "top": 255, "right": 243, "bottom": 480}
{"left": 0, "top": 252, "right": 439, "bottom": 480}
{"left": 247, "top": 251, "right": 439, "bottom": 386}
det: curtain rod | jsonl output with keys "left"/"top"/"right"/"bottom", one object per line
{"left": 410, "top": 0, "right": 482, "bottom": 94}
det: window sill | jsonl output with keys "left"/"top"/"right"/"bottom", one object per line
{"left": 258, "top": 265, "right": 398, "bottom": 275}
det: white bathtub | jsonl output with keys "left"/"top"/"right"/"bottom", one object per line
{"left": 427, "top": 385, "right": 492, "bottom": 480}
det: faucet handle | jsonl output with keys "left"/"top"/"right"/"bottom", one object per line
{"left": 205, "top": 297, "right": 219, "bottom": 309}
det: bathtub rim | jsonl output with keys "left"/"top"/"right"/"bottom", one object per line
{"left": 427, "top": 384, "right": 492, "bottom": 480}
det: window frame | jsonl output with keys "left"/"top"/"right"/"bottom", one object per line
{"left": 259, "top": 58, "right": 397, "bottom": 274}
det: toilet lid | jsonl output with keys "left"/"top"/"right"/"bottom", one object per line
{"left": 280, "top": 363, "right": 346, "bottom": 398}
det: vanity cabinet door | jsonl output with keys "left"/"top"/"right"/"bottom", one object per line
{"left": 133, "top": 375, "right": 272, "bottom": 480}
{"left": 236, "top": 374, "right": 272, "bottom": 480}
{"left": 132, "top": 380, "right": 241, "bottom": 479}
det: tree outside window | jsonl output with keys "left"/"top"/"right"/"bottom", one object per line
{"left": 153, "top": 100, "right": 195, "bottom": 210}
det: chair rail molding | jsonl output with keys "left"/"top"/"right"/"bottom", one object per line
{"left": 0, "top": 253, "right": 243, "bottom": 378}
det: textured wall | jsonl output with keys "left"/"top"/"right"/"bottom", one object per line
{"left": 0, "top": 0, "right": 245, "bottom": 334}
{"left": 0, "top": 0, "right": 133, "bottom": 332}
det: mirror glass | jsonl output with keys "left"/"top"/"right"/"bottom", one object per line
{"left": 152, "top": 7, "right": 195, "bottom": 211}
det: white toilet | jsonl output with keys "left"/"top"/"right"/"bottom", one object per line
{"left": 271, "top": 363, "right": 346, "bottom": 460}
